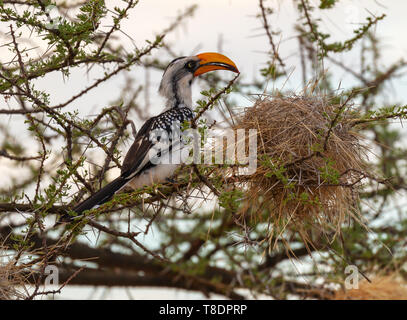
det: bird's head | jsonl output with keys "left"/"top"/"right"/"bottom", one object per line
{"left": 159, "top": 52, "right": 239, "bottom": 108}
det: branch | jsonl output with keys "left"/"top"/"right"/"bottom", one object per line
{"left": 191, "top": 73, "right": 239, "bottom": 128}
{"left": 0, "top": 149, "right": 41, "bottom": 161}
{"left": 258, "top": 0, "right": 285, "bottom": 67}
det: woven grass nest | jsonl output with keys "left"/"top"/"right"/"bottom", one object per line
{"left": 332, "top": 274, "right": 407, "bottom": 300}
{"left": 0, "top": 254, "right": 28, "bottom": 300}
{"left": 225, "top": 94, "right": 370, "bottom": 242}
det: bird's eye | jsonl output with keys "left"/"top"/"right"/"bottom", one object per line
{"left": 186, "top": 61, "right": 195, "bottom": 70}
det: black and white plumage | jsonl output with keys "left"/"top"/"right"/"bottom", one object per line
{"left": 58, "top": 52, "right": 238, "bottom": 224}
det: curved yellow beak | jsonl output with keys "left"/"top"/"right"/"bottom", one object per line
{"left": 194, "top": 52, "right": 239, "bottom": 77}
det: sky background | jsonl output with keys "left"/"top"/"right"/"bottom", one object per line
{"left": 1, "top": 0, "right": 407, "bottom": 299}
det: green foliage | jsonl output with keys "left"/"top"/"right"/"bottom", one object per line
{"left": 319, "top": 158, "right": 340, "bottom": 184}
{"left": 261, "top": 156, "right": 294, "bottom": 189}
{"left": 319, "top": 0, "right": 336, "bottom": 9}
{"left": 260, "top": 61, "right": 285, "bottom": 79}
{"left": 219, "top": 189, "right": 244, "bottom": 212}
{"left": 297, "top": 0, "right": 386, "bottom": 57}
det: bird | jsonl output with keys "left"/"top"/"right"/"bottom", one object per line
{"left": 57, "top": 52, "right": 239, "bottom": 224}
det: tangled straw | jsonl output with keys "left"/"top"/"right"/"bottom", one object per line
{"left": 223, "top": 94, "right": 372, "bottom": 246}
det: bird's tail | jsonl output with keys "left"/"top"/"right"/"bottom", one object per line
{"left": 56, "top": 176, "right": 128, "bottom": 225}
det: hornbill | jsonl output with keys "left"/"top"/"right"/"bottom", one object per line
{"left": 57, "top": 52, "right": 239, "bottom": 224}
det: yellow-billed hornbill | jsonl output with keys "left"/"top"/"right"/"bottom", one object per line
{"left": 58, "top": 52, "right": 238, "bottom": 223}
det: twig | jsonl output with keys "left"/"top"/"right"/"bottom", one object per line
{"left": 191, "top": 73, "right": 239, "bottom": 128}
{"left": 258, "top": 0, "right": 285, "bottom": 67}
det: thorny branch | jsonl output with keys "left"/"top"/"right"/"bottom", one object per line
{"left": 258, "top": 0, "right": 285, "bottom": 68}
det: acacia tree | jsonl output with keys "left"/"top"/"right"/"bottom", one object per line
{"left": 0, "top": 0, "right": 407, "bottom": 300}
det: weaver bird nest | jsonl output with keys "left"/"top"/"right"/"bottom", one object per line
{"left": 222, "top": 94, "right": 371, "bottom": 243}
{"left": 0, "top": 249, "right": 29, "bottom": 300}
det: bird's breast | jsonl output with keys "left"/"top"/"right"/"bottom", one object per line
{"left": 126, "top": 143, "right": 191, "bottom": 190}
{"left": 126, "top": 163, "right": 180, "bottom": 190}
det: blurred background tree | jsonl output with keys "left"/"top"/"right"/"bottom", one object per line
{"left": 0, "top": 0, "right": 407, "bottom": 299}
